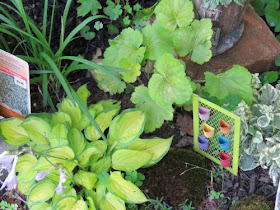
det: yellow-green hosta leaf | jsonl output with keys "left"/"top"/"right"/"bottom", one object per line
{"left": 74, "top": 170, "right": 98, "bottom": 190}
{"left": 21, "top": 117, "right": 51, "bottom": 145}
{"left": 93, "top": 182, "right": 106, "bottom": 208}
{"left": 78, "top": 145, "right": 102, "bottom": 166}
{"left": 53, "top": 196, "right": 88, "bottom": 210}
{"left": 16, "top": 154, "right": 37, "bottom": 183}
{"left": 103, "top": 28, "right": 146, "bottom": 67}
{"left": 155, "top": 0, "right": 194, "bottom": 30}
{"left": 48, "top": 123, "right": 69, "bottom": 148}
{"left": 109, "top": 109, "right": 145, "bottom": 146}
{"left": 68, "top": 128, "right": 86, "bottom": 156}
{"left": 58, "top": 98, "right": 82, "bottom": 127}
{"left": 85, "top": 108, "right": 120, "bottom": 141}
{"left": 76, "top": 84, "right": 90, "bottom": 106}
{"left": 87, "top": 196, "right": 96, "bottom": 210}
{"left": 106, "top": 171, "right": 148, "bottom": 203}
{"left": 91, "top": 155, "right": 111, "bottom": 175}
{"left": 32, "top": 143, "right": 51, "bottom": 154}
{"left": 52, "top": 186, "right": 77, "bottom": 204}
{"left": 100, "top": 192, "right": 125, "bottom": 210}
{"left": 112, "top": 149, "right": 152, "bottom": 171}
{"left": 26, "top": 113, "right": 52, "bottom": 123}
{"left": 131, "top": 85, "right": 174, "bottom": 133}
{"left": 28, "top": 179, "right": 56, "bottom": 204}
{"left": 18, "top": 180, "right": 34, "bottom": 195}
{"left": 96, "top": 100, "right": 121, "bottom": 112}
{"left": 119, "top": 59, "right": 141, "bottom": 83}
{"left": 51, "top": 112, "right": 72, "bottom": 127}
{"left": 30, "top": 202, "right": 51, "bottom": 210}
{"left": 75, "top": 107, "right": 95, "bottom": 131}
{"left": 205, "top": 65, "right": 253, "bottom": 105}
{"left": 148, "top": 53, "right": 192, "bottom": 106}
{"left": 142, "top": 22, "right": 174, "bottom": 60}
{"left": 0, "top": 117, "right": 29, "bottom": 146}
{"left": 94, "top": 70, "right": 126, "bottom": 95}
{"left": 35, "top": 146, "right": 76, "bottom": 172}
{"left": 128, "top": 137, "right": 173, "bottom": 167}
{"left": 173, "top": 19, "right": 213, "bottom": 64}
{"left": 89, "top": 140, "right": 107, "bottom": 164}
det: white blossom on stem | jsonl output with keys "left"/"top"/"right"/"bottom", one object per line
{"left": 35, "top": 165, "right": 55, "bottom": 181}
{"left": 55, "top": 167, "right": 66, "bottom": 195}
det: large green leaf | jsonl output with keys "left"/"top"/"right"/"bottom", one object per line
{"left": 88, "top": 140, "right": 107, "bottom": 164}
{"left": 76, "top": 84, "right": 90, "bottom": 106}
{"left": 51, "top": 112, "right": 72, "bottom": 127}
{"left": 131, "top": 85, "right": 174, "bottom": 133}
{"left": 265, "top": 0, "right": 280, "bottom": 27}
{"left": 35, "top": 146, "right": 76, "bottom": 172}
{"left": 173, "top": 19, "right": 213, "bottom": 64}
{"left": 21, "top": 117, "right": 51, "bottom": 145}
{"left": 76, "top": 107, "right": 96, "bottom": 131}
{"left": 78, "top": 145, "right": 102, "bottom": 166}
{"left": 52, "top": 196, "right": 88, "bottom": 210}
{"left": 52, "top": 186, "right": 77, "bottom": 205}
{"left": 148, "top": 53, "right": 192, "bottom": 106}
{"left": 127, "top": 137, "right": 173, "bottom": 167}
{"left": 58, "top": 98, "right": 82, "bottom": 127}
{"left": 0, "top": 117, "right": 29, "bottom": 146}
{"left": 16, "top": 154, "right": 37, "bottom": 184}
{"left": 103, "top": 28, "right": 146, "bottom": 67}
{"left": 155, "top": 0, "right": 194, "bottom": 30}
{"left": 77, "top": 0, "right": 102, "bottom": 16}
{"left": 109, "top": 109, "right": 145, "bottom": 146}
{"left": 30, "top": 202, "right": 51, "bottom": 210}
{"left": 91, "top": 156, "right": 111, "bottom": 175}
{"left": 100, "top": 192, "right": 125, "bottom": 210}
{"left": 205, "top": 65, "right": 253, "bottom": 105}
{"left": 142, "top": 22, "right": 174, "bottom": 60}
{"left": 18, "top": 180, "right": 34, "bottom": 195}
{"left": 73, "top": 170, "right": 98, "bottom": 190}
{"left": 85, "top": 108, "right": 120, "bottom": 141}
{"left": 106, "top": 171, "right": 148, "bottom": 203}
{"left": 68, "top": 128, "right": 86, "bottom": 156}
{"left": 47, "top": 123, "right": 69, "bottom": 148}
{"left": 26, "top": 113, "right": 52, "bottom": 123}
{"left": 28, "top": 179, "right": 56, "bottom": 204}
{"left": 94, "top": 70, "right": 126, "bottom": 95}
{"left": 119, "top": 59, "right": 141, "bottom": 83}
{"left": 112, "top": 149, "right": 152, "bottom": 171}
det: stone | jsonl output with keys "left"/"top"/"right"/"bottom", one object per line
{"left": 188, "top": 4, "right": 280, "bottom": 80}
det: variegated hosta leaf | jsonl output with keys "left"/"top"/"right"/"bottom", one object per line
{"left": 269, "top": 163, "right": 280, "bottom": 186}
{"left": 257, "top": 115, "right": 271, "bottom": 128}
{"left": 58, "top": 98, "right": 82, "bottom": 127}
{"left": 242, "top": 136, "right": 255, "bottom": 155}
{"left": 274, "top": 113, "right": 280, "bottom": 129}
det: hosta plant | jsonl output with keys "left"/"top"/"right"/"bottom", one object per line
{"left": 0, "top": 84, "right": 173, "bottom": 209}
{"left": 236, "top": 82, "right": 280, "bottom": 185}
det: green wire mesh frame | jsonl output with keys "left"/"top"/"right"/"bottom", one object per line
{"left": 192, "top": 94, "right": 241, "bottom": 175}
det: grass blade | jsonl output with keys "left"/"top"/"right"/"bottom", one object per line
{"left": 43, "top": 0, "right": 48, "bottom": 38}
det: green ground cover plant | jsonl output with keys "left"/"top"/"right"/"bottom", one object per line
{"left": 204, "top": 0, "right": 246, "bottom": 9}
{"left": 0, "top": 84, "right": 173, "bottom": 209}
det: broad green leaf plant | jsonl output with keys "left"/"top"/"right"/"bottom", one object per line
{"left": 0, "top": 0, "right": 127, "bottom": 110}
{"left": 0, "top": 84, "right": 173, "bottom": 209}
{"left": 92, "top": 0, "right": 213, "bottom": 133}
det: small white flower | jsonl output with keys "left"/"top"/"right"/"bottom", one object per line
{"left": 0, "top": 155, "right": 15, "bottom": 172}
{"left": 0, "top": 155, "right": 18, "bottom": 190}
{"left": 55, "top": 167, "right": 66, "bottom": 195}
{"left": 35, "top": 165, "right": 55, "bottom": 181}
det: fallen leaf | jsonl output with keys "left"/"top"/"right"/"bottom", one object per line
{"left": 176, "top": 113, "right": 193, "bottom": 136}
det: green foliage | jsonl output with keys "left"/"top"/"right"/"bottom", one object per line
{"left": 259, "top": 71, "right": 280, "bottom": 85}
{"left": 0, "top": 85, "right": 173, "bottom": 209}
{"left": 77, "top": 0, "right": 102, "bottom": 16}
{"left": 204, "top": 0, "right": 246, "bottom": 9}
{"left": 122, "top": 170, "right": 145, "bottom": 187}
{"left": 148, "top": 53, "right": 192, "bottom": 106}
{"left": 178, "top": 199, "right": 195, "bottom": 210}
{"left": 205, "top": 65, "right": 253, "bottom": 105}
{"left": 0, "top": 201, "right": 18, "bottom": 210}
{"left": 236, "top": 83, "right": 280, "bottom": 185}
{"left": 0, "top": 0, "right": 124, "bottom": 110}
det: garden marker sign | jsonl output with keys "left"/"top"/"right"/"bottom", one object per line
{"left": 192, "top": 94, "right": 241, "bottom": 175}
